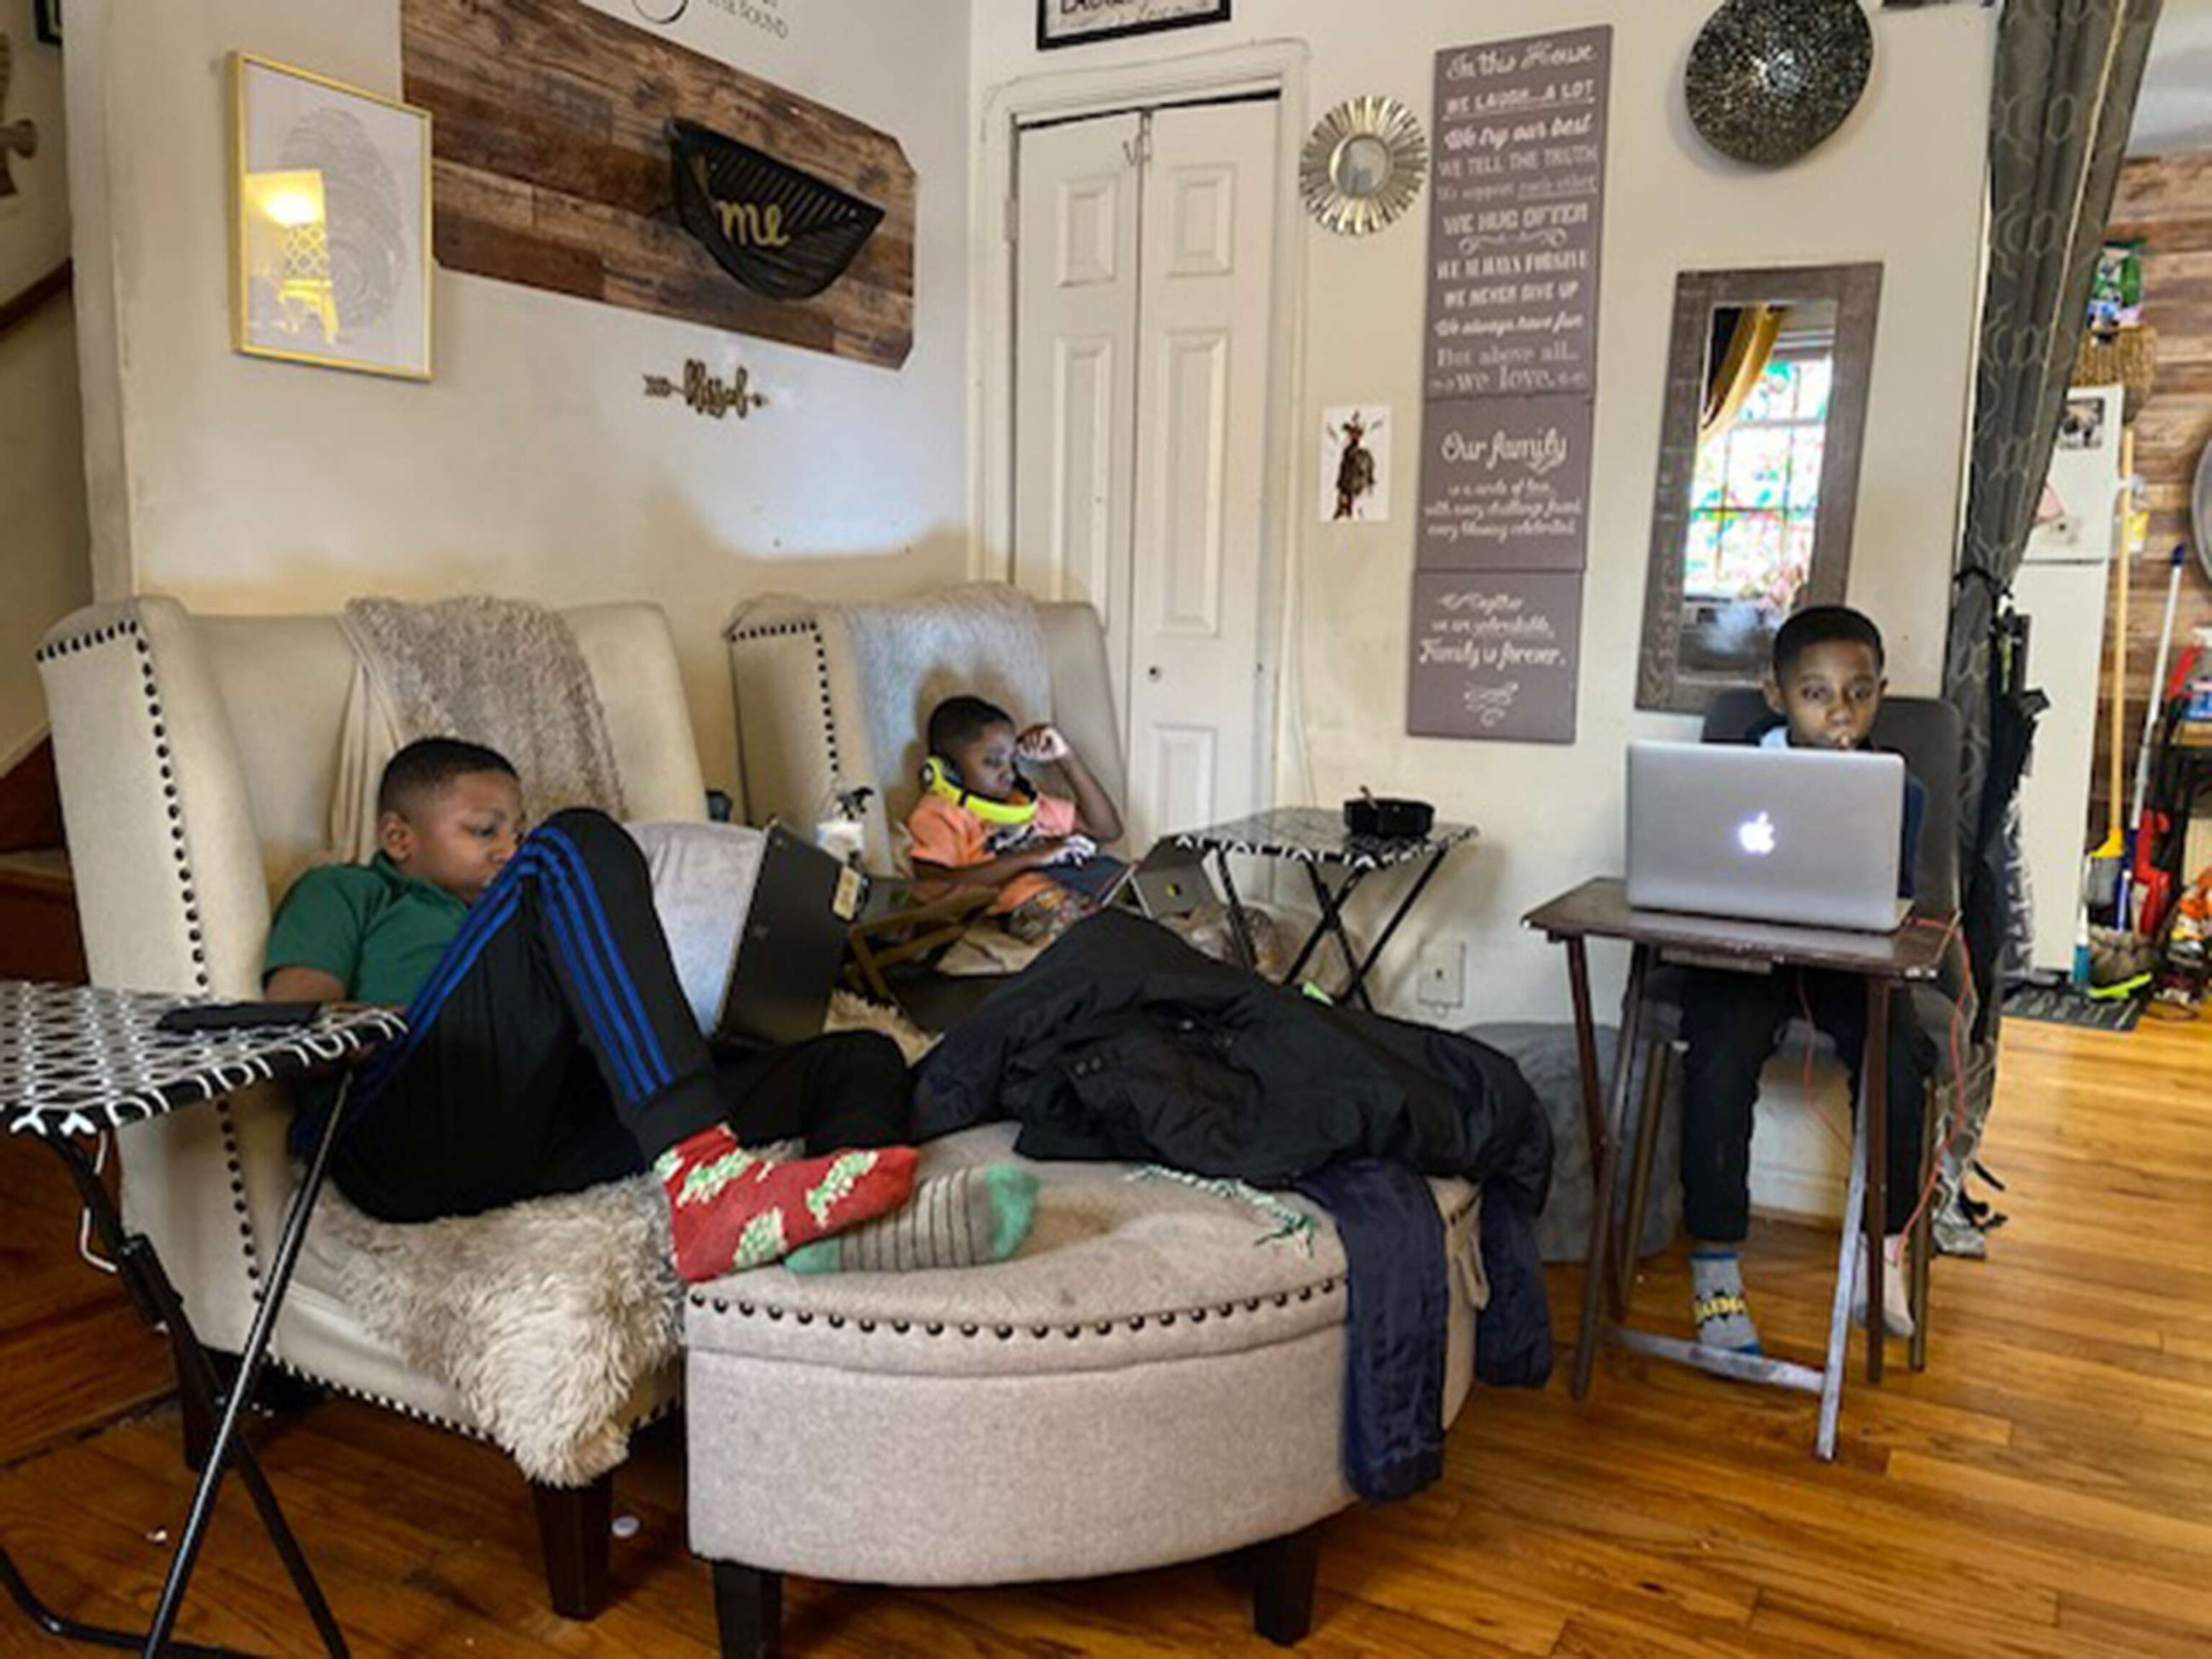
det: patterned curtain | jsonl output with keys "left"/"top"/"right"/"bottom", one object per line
{"left": 1937, "top": 0, "right": 2162, "bottom": 1247}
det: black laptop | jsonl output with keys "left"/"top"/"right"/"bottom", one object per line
{"left": 715, "top": 825, "right": 864, "bottom": 1047}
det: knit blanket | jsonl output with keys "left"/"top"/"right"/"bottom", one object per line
{"left": 303, "top": 993, "right": 936, "bottom": 1488}
{"left": 329, "top": 596, "right": 626, "bottom": 860}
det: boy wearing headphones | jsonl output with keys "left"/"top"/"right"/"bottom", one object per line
{"left": 907, "top": 695, "right": 1123, "bottom": 941}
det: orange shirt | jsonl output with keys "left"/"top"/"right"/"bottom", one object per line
{"left": 906, "top": 791, "right": 1079, "bottom": 912}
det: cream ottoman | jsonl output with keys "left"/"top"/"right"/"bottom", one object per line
{"left": 684, "top": 1123, "right": 1485, "bottom": 1655}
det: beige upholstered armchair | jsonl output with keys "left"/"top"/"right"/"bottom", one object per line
{"left": 36, "top": 595, "right": 706, "bottom": 1619}
{"left": 727, "top": 588, "right": 1128, "bottom": 871}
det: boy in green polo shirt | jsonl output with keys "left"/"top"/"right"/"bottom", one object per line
{"left": 265, "top": 738, "right": 1035, "bottom": 1283}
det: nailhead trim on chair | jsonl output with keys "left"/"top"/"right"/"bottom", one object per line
{"left": 725, "top": 616, "right": 842, "bottom": 793}
{"left": 43, "top": 618, "right": 268, "bottom": 1287}
{"left": 272, "top": 1354, "right": 683, "bottom": 1443}
{"left": 274, "top": 1356, "right": 492, "bottom": 1441}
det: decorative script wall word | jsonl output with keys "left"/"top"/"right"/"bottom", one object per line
{"left": 686, "top": 156, "right": 791, "bottom": 248}
{"left": 644, "top": 359, "right": 768, "bottom": 420}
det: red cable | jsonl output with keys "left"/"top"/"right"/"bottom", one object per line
{"left": 1796, "top": 968, "right": 1855, "bottom": 1157}
{"left": 1894, "top": 914, "right": 1972, "bottom": 1248}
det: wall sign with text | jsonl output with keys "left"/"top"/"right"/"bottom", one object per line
{"left": 1421, "top": 27, "right": 1611, "bottom": 401}
{"left": 1409, "top": 25, "right": 1611, "bottom": 744}
{"left": 401, "top": 0, "right": 915, "bottom": 369}
{"left": 668, "top": 118, "right": 883, "bottom": 301}
{"left": 1417, "top": 395, "right": 1591, "bottom": 570}
{"left": 1407, "top": 572, "right": 1583, "bottom": 745}
{"left": 1037, "top": 0, "right": 1231, "bottom": 52}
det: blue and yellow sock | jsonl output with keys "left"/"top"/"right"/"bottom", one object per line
{"left": 1690, "top": 1249, "right": 1762, "bottom": 1354}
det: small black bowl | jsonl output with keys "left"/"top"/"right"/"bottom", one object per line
{"left": 1344, "top": 796, "right": 1434, "bottom": 839}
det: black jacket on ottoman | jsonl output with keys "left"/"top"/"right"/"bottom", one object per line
{"left": 914, "top": 911, "right": 1555, "bottom": 1499}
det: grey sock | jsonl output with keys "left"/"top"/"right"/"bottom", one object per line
{"left": 1690, "top": 1249, "right": 1761, "bottom": 1354}
{"left": 784, "top": 1164, "right": 1038, "bottom": 1274}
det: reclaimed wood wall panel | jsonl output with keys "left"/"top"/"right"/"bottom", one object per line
{"left": 399, "top": 0, "right": 914, "bottom": 369}
{"left": 2091, "top": 153, "right": 2212, "bottom": 836}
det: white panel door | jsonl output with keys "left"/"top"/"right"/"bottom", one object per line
{"left": 1124, "top": 101, "right": 1278, "bottom": 853}
{"left": 1012, "top": 114, "right": 1142, "bottom": 695}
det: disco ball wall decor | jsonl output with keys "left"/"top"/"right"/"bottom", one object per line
{"left": 1686, "top": 0, "right": 1874, "bottom": 167}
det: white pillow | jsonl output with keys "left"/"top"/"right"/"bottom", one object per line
{"left": 624, "top": 822, "right": 767, "bottom": 1035}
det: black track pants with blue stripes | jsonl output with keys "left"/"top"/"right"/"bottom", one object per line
{"left": 333, "top": 808, "right": 906, "bottom": 1223}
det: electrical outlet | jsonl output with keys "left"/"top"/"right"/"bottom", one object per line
{"left": 1416, "top": 941, "right": 1465, "bottom": 1009}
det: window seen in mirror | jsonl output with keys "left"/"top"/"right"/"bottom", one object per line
{"left": 1685, "top": 351, "right": 1833, "bottom": 613}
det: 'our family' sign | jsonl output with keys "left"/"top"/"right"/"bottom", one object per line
{"left": 1417, "top": 395, "right": 1592, "bottom": 571}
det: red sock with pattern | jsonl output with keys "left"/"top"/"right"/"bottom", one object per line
{"left": 654, "top": 1123, "right": 917, "bottom": 1285}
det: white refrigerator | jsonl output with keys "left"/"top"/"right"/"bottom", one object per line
{"left": 2011, "top": 385, "right": 2126, "bottom": 972}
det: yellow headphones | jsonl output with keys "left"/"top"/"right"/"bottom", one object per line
{"left": 920, "top": 755, "right": 1039, "bottom": 826}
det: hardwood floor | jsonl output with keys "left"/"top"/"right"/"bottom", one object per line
{"left": 2, "top": 1012, "right": 2208, "bottom": 1656}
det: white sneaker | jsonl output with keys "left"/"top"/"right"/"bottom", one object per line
{"left": 1850, "top": 1236, "right": 1916, "bottom": 1339}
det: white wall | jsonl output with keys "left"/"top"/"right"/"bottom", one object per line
{"left": 0, "top": 0, "right": 89, "bottom": 772}
{"left": 2132, "top": 0, "right": 2212, "bottom": 153}
{"left": 66, "top": 0, "right": 973, "bottom": 793}
{"left": 975, "top": 0, "right": 1996, "bottom": 1217}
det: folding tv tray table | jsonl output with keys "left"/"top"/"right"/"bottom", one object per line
{"left": 0, "top": 981, "right": 404, "bottom": 1658}
{"left": 1523, "top": 879, "right": 1949, "bottom": 1460}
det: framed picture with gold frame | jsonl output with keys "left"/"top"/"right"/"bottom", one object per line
{"left": 230, "top": 53, "right": 431, "bottom": 379}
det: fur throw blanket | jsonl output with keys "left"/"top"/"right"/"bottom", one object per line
{"left": 308, "top": 995, "right": 934, "bottom": 1488}
{"left": 330, "top": 596, "right": 626, "bottom": 860}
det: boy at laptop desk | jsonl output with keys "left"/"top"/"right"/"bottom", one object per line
{"left": 907, "top": 695, "right": 1125, "bottom": 943}
{"left": 1681, "top": 607, "right": 1933, "bottom": 1357}
{"left": 262, "top": 738, "right": 1037, "bottom": 1283}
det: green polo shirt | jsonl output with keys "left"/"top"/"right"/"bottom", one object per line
{"left": 264, "top": 853, "right": 469, "bottom": 1007}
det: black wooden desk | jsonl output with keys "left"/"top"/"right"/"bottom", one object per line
{"left": 1524, "top": 880, "right": 1949, "bottom": 1460}
{"left": 0, "top": 982, "right": 405, "bottom": 1657}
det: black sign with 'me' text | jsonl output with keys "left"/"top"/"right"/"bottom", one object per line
{"left": 667, "top": 117, "right": 884, "bottom": 302}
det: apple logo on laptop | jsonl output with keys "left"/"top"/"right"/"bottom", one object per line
{"left": 1737, "top": 811, "right": 1778, "bottom": 858}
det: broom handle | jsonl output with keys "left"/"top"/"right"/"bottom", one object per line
{"left": 2107, "top": 433, "right": 2133, "bottom": 841}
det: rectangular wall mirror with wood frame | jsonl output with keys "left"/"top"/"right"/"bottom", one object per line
{"left": 1637, "top": 263, "right": 1884, "bottom": 714}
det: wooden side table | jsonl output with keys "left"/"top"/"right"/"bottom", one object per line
{"left": 1523, "top": 880, "right": 1949, "bottom": 1460}
{"left": 0, "top": 981, "right": 404, "bottom": 1657}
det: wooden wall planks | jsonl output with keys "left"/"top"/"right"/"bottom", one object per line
{"left": 2092, "top": 153, "right": 2212, "bottom": 837}
{"left": 399, "top": 0, "right": 916, "bottom": 369}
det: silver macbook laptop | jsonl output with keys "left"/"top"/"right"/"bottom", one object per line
{"left": 1626, "top": 742, "right": 1910, "bottom": 932}
{"left": 1128, "top": 842, "right": 1216, "bottom": 921}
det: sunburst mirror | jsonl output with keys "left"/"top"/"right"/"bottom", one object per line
{"left": 1300, "top": 96, "right": 1427, "bottom": 237}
